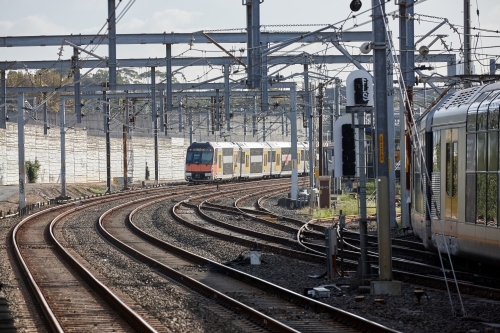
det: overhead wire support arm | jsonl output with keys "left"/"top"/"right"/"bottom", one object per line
{"left": 63, "top": 40, "right": 109, "bottom": 64}
{"left": 330, "top": 40, "right": 367, "bottom": 71}
{"left": 202, "top": 32, "right": 247, "bottom": 68}
{"left": 263, "top": 24, "right": 337, "bottom": 56}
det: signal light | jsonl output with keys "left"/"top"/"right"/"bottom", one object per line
{"left": 342, "top": 124, "right": 356, "bottom": 176}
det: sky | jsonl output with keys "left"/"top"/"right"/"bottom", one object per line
{"left": 1, "top": 0, "right": 500, "bottom": 83}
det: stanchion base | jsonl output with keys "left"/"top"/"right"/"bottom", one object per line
{"left": 370, "top": 280, "right": 402, "bottom": 295}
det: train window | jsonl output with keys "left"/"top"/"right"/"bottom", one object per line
{"left": 465, "top": 174, "right": 476, "bottom": 223}
{"left": 467, "top": 110, "right": 477, "bottom": 132}
{"left": 488, "top": 132, "right": 499, "bottom": 171}
{"left": 466, "top": 135, "right": 476, "bottom": 171}
{"left": 477, "top": 133, "right": 487, "bottom": 171}
{"left": 433, "top": 132, "right": 441, "bottom": 172}
{"left": 477, "top": 109, "right": 488, "bottom": 131}
{"left": 476, "top": 174, "right": 487, "bottom": 225}
{"left": 489, "top": 108, "right": 499, "bottom": 130}
{"left": 487, "top": 174, "right": 498, "bottom": 226}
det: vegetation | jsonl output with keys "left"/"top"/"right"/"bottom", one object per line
{"left": 86, "top": 187, "right": 106, "bottom": 195}
{"left": 145, "top": 163, "right": 150, "bottom": 180}
{"left": 25, "top": 159, "right": 41, "bottom": 183}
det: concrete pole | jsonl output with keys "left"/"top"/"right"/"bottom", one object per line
{"left": 251, "top": 0, "right": 261, "bottom": 89}
{"left": 189, "top": 107, "right": 193, "bottom": 145}
{"left": 387, "top": 39, "right": 398, "bottom": 229}
{"left": 17, "top": 93, "right": 26, "bottom": 209}
{"left": 159, "top": 89, "right": 164, "bottom": 132}
{"left": 59, "top": 99, "right": 67, "bottom": 198}
{"left": 358, "top": 110, "right": 368, "bottom": 278}
{"left": 104, "top": 91, "right": 111, "bottom": 193}
{"left": 464, "top": 0, "right": 472, "bottom": 87}
{"left": 215, "top": 89, "right": 220, "bottom": 132}
{"left": 243, "top": 110, "right": 247, "bottom": 138}
{"left": 262, "top": 113, "right": 266, "bottom": 141}
{"left": 178, "top": 96, "right": 183, "bottom": 133}
{"left": 290, "top": 86, "right": 298, "bottom": 201}
{"left": 206, "top": 108, "right": 211, "bottom": 136}
{"left": 371, "top": 0, "right": 397, "bottom": 290}
{"left": 253, "top": 96, "right": 257, "bottom": 137}
{"left": 399, "top": 2, "right": 408, "bottom": 228}
{"left": 108, "top": 0, "right": 117, "bottom": 90}
{"left": 166, "top": 44, "right": 172, "bottom": 136}
{"left": 1, "top": 70, "right": 7, "bottom": 129}
{"left": 245, "top": 1, "right": 253, "bottom": 88}
{"left": 262, "top": 51, "right": 269, "bottom": 112}
{"left": 224, "top": 64, "right": 231, "bottom": 132}
{"left": 151, "top": 67, "right": 158, "bottom": 184}
{"left": 73, "top": 47, "right": 82, "bottom": 123}
{"left": 43, "top": 92, "right": 48, "bottom": 135}
{"left": 123, "top": 95, "right": 128, "bottom": 190}
{"left": 318, "top": 83, "right": 324, "bottom": 176}
{"left": 304, "top": 64, "right": 314, "bottom": 189}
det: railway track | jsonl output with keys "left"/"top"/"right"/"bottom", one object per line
{"left": 12, "top": 188, "right": 170, "bottom": 332}
{"left": 101, "top": 184, "right": 399, "bottom": 333}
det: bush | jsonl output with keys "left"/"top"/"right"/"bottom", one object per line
{"left": 25, "top": 159, "right": 41, "bottom": 183}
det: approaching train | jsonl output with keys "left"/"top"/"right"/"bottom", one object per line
{"left": 185, "top": 141, "right": 310, "bottom": 183}
{"left": 411, "top": 81, "right": 500, "bottom": 265}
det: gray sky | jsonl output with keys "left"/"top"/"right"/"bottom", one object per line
{"left": 1, "top": 0, "right": 499, "bottom": 82}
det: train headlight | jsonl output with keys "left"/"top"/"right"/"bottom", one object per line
{"left": 185, "top": 172, "right": 192, "bottom": 177}
{"left": 205, "top": 173, "right": 212, "bottom": 177}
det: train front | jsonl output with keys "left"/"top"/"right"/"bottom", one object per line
{"left": 185, "top": 142, "right": 215, "bottom": 183}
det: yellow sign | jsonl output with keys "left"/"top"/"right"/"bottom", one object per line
{"left": 379, "top": 134, "right": 384, "bottom": 164}
{"left": 315, "top": 168, "right": 319, "bottom": 178}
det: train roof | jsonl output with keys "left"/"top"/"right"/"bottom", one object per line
{"left": 236, "top": 142, "right": 269, "bottom": 148}
{"left": 429, "top": 82, "right": 500, "bottom": 128}
{"left": 210, "top": 142, "right": 240, "bottom": 149}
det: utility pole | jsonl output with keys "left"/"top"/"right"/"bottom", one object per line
{"left": 151, "top": 67, "right": 159, "bottom": 185}
{"left": 108, "top": 0, "right": 117, "bottom": 91}
{"left": 464, "top": 0, "right": 472, "bottom": 87}
{"left": 318, "top": 83, "right": 324, "bottom": 176}
{"left": 43, "top": 92, "right": 48, "bottom": 135}
{"left": 166, "top": 44, "right": 172, "bottom": 136}
{"left": 18, "top": 93, "right": 26, "bottom": 209}
{"left": 73, "top": 47, "right": 82, "bottom": 123}
{"left": 123, "top": 93, "right": 129, "bottom": 190}
{"left": 59, "top": 99, "right": 67, "bottom": 199}
{"left": 370, "top": 0, "right": 401, "bottom": 295}
{"left": 104, "top": 91, "right": 111, "bottom": 193}
{"left": 1, "top": 70, "right": 6, "bottom": 129}
{"left": 290, "top": 86, "right": 299, "bottom": 203}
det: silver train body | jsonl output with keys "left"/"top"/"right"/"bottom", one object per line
{"left": 411, "top": 82, "right": 500, "bottom": 265}
{"left": 185, "top": 141, "right": 310, "bottom": 183}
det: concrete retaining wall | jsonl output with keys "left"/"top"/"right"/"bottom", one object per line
{"left": 0, "top": 122, "right": 187, "bottom": 185}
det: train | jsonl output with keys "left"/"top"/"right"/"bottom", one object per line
{"left": 411, "top": 81, "right": 500, "bottom": 265}
{"left": 185, "top": 141, "right": 310, "bottom": 183}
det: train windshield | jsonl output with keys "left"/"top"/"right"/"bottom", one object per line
{"left": 186, "top": 150, "right": 213, "bottom": 164}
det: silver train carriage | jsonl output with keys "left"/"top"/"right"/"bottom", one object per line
{"left": 411, "top": 82, "right": 500, "bottom": 265}
{"left": 185, "top": 141, "right": 310, "bottom": 183}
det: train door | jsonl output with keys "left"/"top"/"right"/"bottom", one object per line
{"left": 245, "top": 151, "right": 250, "bottom": 175}
{"left": 217, "top": 150, "right": 223, "bottom": 179}
{"left": 297, "top": 151, "right": 301, "bottom": 173}
{"left": 445, "top": 129, "right": 459, "bottom": 220}
{"left": 263, "top": 151, "right": 268, "bottom": 175}
{"left": 233, "top": 151, "right": 239, "bottom": 177}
